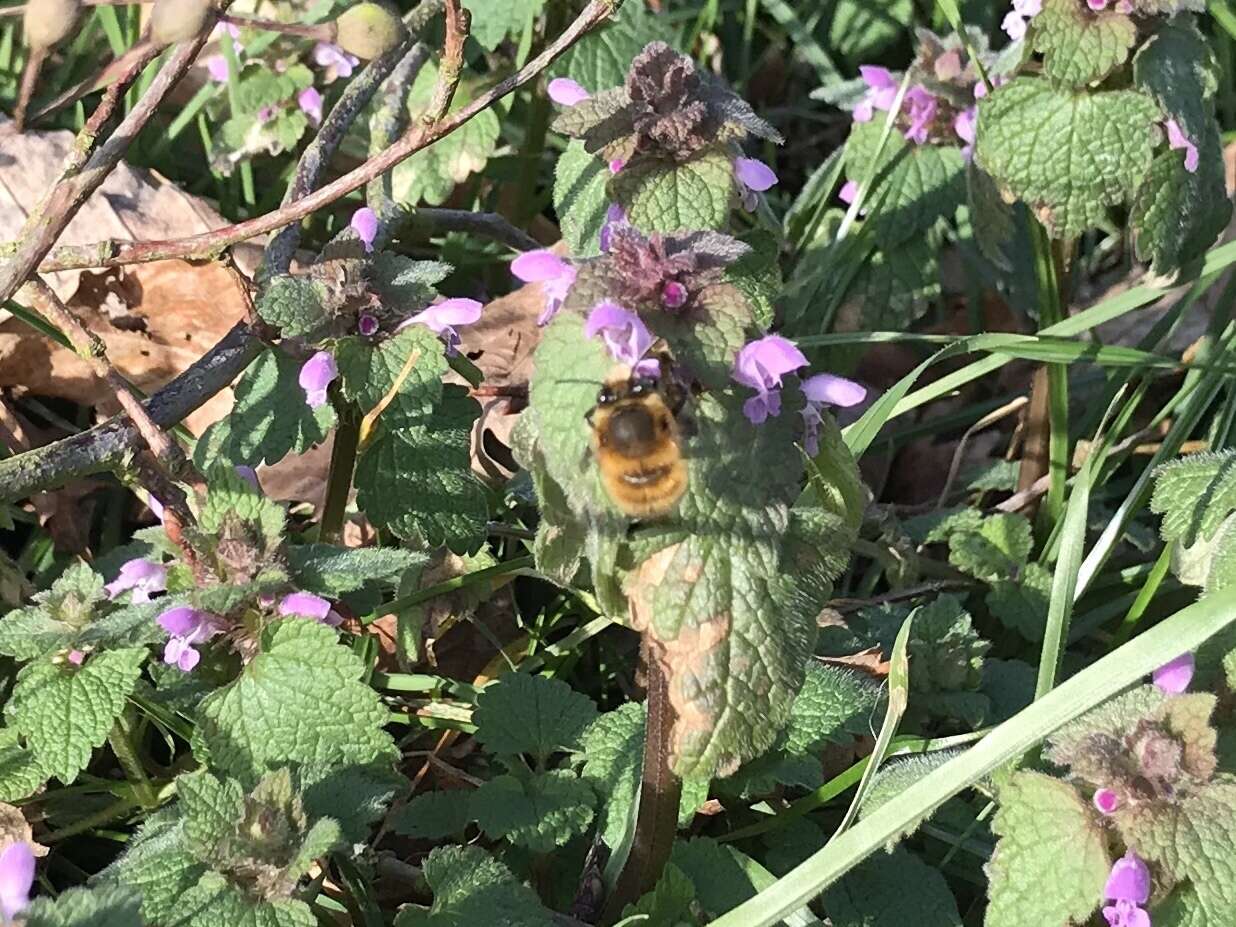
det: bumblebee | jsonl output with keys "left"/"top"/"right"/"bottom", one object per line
{"left": 585, "top": 360, "right": 688, "bottom": 519}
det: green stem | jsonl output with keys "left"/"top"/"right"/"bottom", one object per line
{"left": 602, "top": 648, "right": 682, "bottom": 924}
{"left": 107, "top": 707, "right": 158, "bottom": 809}
{"left": 319, "top": 407, "right": 360, "bottom": 545}
{"left": 42, "top": 797, "right": 141, "bottom": 844}
{"left": 368, "top": 555, "right": 535, "bottom": 620}
{"left": 1030, "top": 222, "right": 1072, "bottom": 529}
{"left": 1110, "top": 543, "right": 1174, "bottom": 649}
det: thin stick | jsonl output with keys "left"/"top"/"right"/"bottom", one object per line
{"left": 216, "top": 12, "right": 331, "bottom": 40}
{"left": 22, "top": 0, "right": 616, "bottom": 274}
{"left": 12, "top": 47, "right": 46, "bottom": 133}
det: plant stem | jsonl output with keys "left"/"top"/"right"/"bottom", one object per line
{"left": 43, "top": 797, "right": 141, "bottom": 844}
{"left": 601, "top": 643, "right": 682, "bottom": 923}
{"left": 107, "top": 707, "right": 159, "bottom": 809}
{"left": 216, "top": 13, "right": 332, "bottom": 39}
{"left": 319, "top": 407, "right": 360, "bottom": 545}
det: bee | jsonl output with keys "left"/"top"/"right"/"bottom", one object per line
{"left": 585, "top": 358, "right": 689, "bottom": 519}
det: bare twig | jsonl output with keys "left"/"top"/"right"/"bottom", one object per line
{"left": 21, "top": 0, "right": 616, "bottom": 274}
{"left": 0, "top": 322, "right": 261, "bottom": 502}
{"left": 398, "top": 208, "right": 542, "bottom": 251}
{"left": 216, "top": 12, "right": 330, "bottom": 39}
{"left": 0, "top": 26, "right": 221, "bottom": 306}
{"left": 12, "top": 48, "right": 46, "bottom": 133}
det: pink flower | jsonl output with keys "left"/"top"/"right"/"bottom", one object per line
{"left": 313, "top": 42, "right": 359, "bottom": 78}
{"left": 298, "top": 87, "right": 324, "bottom": 126}
{"left": 157, "top": 606, "right": 225, "bottom": 672}
{"left": 358, "top": 313, "right": 380, "bottom": 336}
{"left": 351, "top": 207, "right": 378, "bottom": 253}
{"left": 299, "top": 351, "right": 338, "bottom": 409}
{"left": 661, "top": 281, "right": 688, "bottom": 310}
{"left": 609, "top": 158, "right": 625, "bottom": 173}
{"left": 954, "top": 107, "right": 977, "bottom": 160}
{"left": 105, "top": 559, "right": 167, "bottom": 603}
{"left": 1164, "top": 119, "right": 1199, "bottom": 173}
{"left": 1093, "top": 788, "right": 1121, "bottom": 815}
{"left": 584, "top": 301, "right": 654, "bottom": 367}
{"left": 66, "top": 649, "right": 85, "bottom": 666}
{"left": 733, "top": 335, "right": 808, "bottom": 425}
{"left": 204, "top": 55, "right": 230, "bottom": 82}
{"left": 1153, "top": 652, "right": 1194, "bottom": 693}
{"left": 511, "top": 249, "right": 576, "bottom": 325}
{"left": 1002, "top": 0, "right": 1041, "bottom": 40}
{"left": 400, "top": 298, "right": 484, "bottom": 355}
{"left": 277, "top": 592, "right": 342, "bottom": 626}
{"left": 903, "top": 86, "right": 938, "bottom": 145}
{"left": 0, "top": 842, "right": 34, "bottom": 922}
{"left": 735, "top": 157, "right": 777, "bottom": 210}
{"left": 1102, "top": 852, "right": 1151, "bottom": 927}
{"left": 854, "top": 66, "right": 899, "bottom": 123}
{"left": 548, "top": 77, "right": 590, "bottom": 106}
{"left": 839, "top": 180, "right": 859, "bottom": 205}
{"left": 800, "top": 372, "right": 866, "bottom": 454}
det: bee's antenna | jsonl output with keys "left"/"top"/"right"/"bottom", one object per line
{"left": 553, "top": 378, "right": 604, "bottom": 386}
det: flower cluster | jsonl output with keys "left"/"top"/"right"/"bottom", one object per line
{"left": 512, "top": 250, "right": 577, "bottom": 326}
{"left": 851, "top": 58, "right": 980, "bottom": 154}
{"left": 604, "top": 226, "right": 749, "bottom": 311}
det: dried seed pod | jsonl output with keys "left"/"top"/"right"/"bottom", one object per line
{"left": 150, "top": 0, "right": 214, "bottom": 47}
{"left": 333, "top": 2, "right": 406, "bottom": 60}
{"left": 23, "top": 0, "right": 81, "bottom": 52}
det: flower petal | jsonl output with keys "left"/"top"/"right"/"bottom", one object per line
{"left": 803, "top": 372, "right": 867, "bottom": 407}
{"left": 298, "top": 87, "right": 324, "bottom": 125}
{"left": 859, "top": 65, "right": 896, "bottom": 90}
{"left": 350, "top": 207, "right": 378, "bottom": 252}
{"left": 1153, "top": 652, "right": 1195, "bottom": 694}
{"left": 734, "top": 157, "right": 778, "bottom": 192}
{"left": 511, "top": 249, "right": 569, "bottom": 283}
{"left": 734, "top": 335, "right": 808, "bottom": 390}
{"left": 278, "top": 592, "right": 333, "bottom": 622}
{"left": 548, "top": 77, "right": 590, "bottom": 106}
{"left": 158, "top": 606, "right": 204, "bottom": 638}
{"left": 1104, "top": 851, "right": 1151, "bottom": 905}
{"left": 299, "top": 351, "right": 339, "bottom": 407}
{"left": 0, "top": 842, "right": 34, "bottom": 922}
{"left": 839, "top": 180, "right": 859, "bottom": 204}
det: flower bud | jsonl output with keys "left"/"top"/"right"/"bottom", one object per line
{"left": 23, "top": 0, "right": 81, "bottom": 52}
{"left": 149, "top": 0, "right": 214, "bottom": 46}
{"left": 333, "top": 2, "right": 406, "bottom": 59}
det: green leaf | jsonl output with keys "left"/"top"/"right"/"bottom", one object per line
{"left": 553, "top": 139, "right": 610, "bottom": 257}
{"left": 975, "top": 78, "right": 1160, "bottom": 239}
{"left": 394, "top": 844, "right": 553, "bottom": 926}
{"left": 369, "top": 253, "right": 453, "bottom": 315}
{"left": 0, "top": 728, "right": 46, "bottom": 801}
{"left": 23, "top": 885, "right": 144, "bottom": 927}
{"left": 179, "top": 770, "right": 245, "bottom": 858}
{"left": 388, "top": 790, "right": 473, "bottom": 841}
{"left": 620, "top": 862, "right": 699, "bottom": 925}
{"left": 472, "top": 770, "right": 595, "bottom": 852}
{"left": 6, "top": 647, "right": 145, "bottom": 784}
{"left": 196, "top": 620, "right": 394, "bottom": 785}
{"left": 550, "top": 2, "right": 675, "bottom": 91}
{"left": 177, "top": 872, "right": 315, "bottom": 927}
{"left": 844, "top": 120, "right": 964, "bottom": 250}
{"left": 985, "top": 771, "right": 1109, "bottom": 927}
{"left": 861, "top": 748, "right": 965, "bottom": 819}
{"left": 195, "top": 349, "right": 336, "bottom": 469}
{"left": 825, "top": 0, "right": 913, "bottom": 63}
{"left": 985, "top": 563, "right": 1052, "bottom": 641}
{"left": 579, "top": 703, "right": 708, "bottom": 846}
{"left": 337, "top": 326, "right": 448, "bottom": 428}
{"left": 1031, "top": 0, "right": 1136, "bottom": 87}
{"left": 843, "top": 238, "right": 940, "bottom": 329}
{"left": 1151, "top": 450, "right": 1236, "bottom": 591}
{"left": 473, "top": 672, "right": 598, "bottom": 763}
{"left": 255, "top": 276, "right": 329, "bottom": 338}
{"left": 286, "top": 545, "right": 425, "bottom": 595}
{"left": 823, "top": 846, "right": 961, "bottom": 927}
{"left": 783, "top": 661, "right": 884, "bottom": 755}
{"left": 947, "top": 513, "right": 1033, "bottom": 581}
{"left": 1133, "top": 14, "right": 1218, "bottom": 143}
{"left": 462, "top": 0, "right": 545, "bottom": 50}
{"left": 300, "top": 760, "right": 406, "bottom": 844}
{"left": 352, "top": 388, "right": 488, "bottom": 553}
{"left": 609, "top": 149, "right": 735, "bottom": 234}
{"left": 199, "top": 465, "right": 286, "bottom": 545}
{"left": 104, "top": 815, "right": 206, "bottom": 925}
{"left": 392, "top": 65, "right": 500, "bottom": 207}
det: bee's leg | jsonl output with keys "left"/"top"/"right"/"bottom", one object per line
{"left": 584, "top": 407, "right": 596, "bottom": 424}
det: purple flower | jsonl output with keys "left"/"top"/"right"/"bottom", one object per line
{"left": 599, "top": 203, "right": 627, "bottom": 252}
{"left": 733, "top": 335, "right": 808, "bottom": 425}
{"left": 0, "top": 842, "right": 34, "bottom": 922}
{"left": 157, "top": 606, "right": 224, "bottom": 672}
{"left": 298, "top": 87, "right": 324, "bottom": 126}
{"left": 1094, "top": 788, "right": 1121, "bottom": 815}
{"left": 511, "top": 249, "right": 576, "bottom": 325}
{"left": 1102, "top": 852, "right": 1151, "bottom": 927}
{"left": 400, "top": 297, "right": 484, "bottom": 356}
{"left": 299, "top": 351, "right": 338, "bottom": 409}
{"left": 548, "top": 78, "right": 590, "bottom": 106}
{"left": 954, "top": 107, "right": 977, "bottom": 160}
{"left": 351, "top": 206, "right": 378, "bottom": 253}
{"left": 147, "top": 494, "right": 164, "bottom": 521}
{"left": 839, "top": 180, "right": 859, "bottom": 205}
{"left": 204, "top": 55, "right": 230, "bottom": 82}
{"left": 277, "top": 592, "right": 342, "bottom": 627}
{"left": 661, "top": 281, "right": 688, "bottom": 310}
{"left": 735, "top": 157, "right": 778, "bottom": 211}
{"left": 1088, "top": 0, "right": 1130, "bottom": 9}
{"left": 257, "top": 105, "right": 276, "bottom": 123}
{"left": 313, "top": 42, "right": 358, "bottom": 78}
{"left": 584, "top": 301, "right": 655, "bottom": 367}
{"left": 358, "top": 312, "right": 380, "bottom": 336}
{"left": 104, "top": 559, "right": 167, "bottom": 603}
{"left": 1002, "top": 0, "right": 1041, "bottom": 40}
{"left": 800, "top": 372, "right": 867, "bottom": 454}
{"left": 854, "top": 66, "right": 899, "bottom": 123}
{"left": 903, "top": 86, "right": 938, "bottom": 145}
{"left": 66, "top": 649, "right": 85, "bottom": 666}
{"left": 1164, "top": 119, "right": 1199, "bottom": 173}
{"left": 1153, "top": 652, "right": 1194, "bottom": 693}
{"left": 609, "top": 158, "right": 625, "bottom": 173}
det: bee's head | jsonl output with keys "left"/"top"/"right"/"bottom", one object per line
{"left": 604, "top": 402, "right": 665, "bottom": 458}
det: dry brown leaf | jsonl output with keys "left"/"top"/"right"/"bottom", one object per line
{"left": 0, "top": 802, "right": 47, "bottom": 857}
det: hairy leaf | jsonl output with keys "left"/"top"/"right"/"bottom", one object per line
{"left": 1032, "top": 0, "right": 1136, "bottom": 87}
{"left": 23, "top": 885, "right": 144, "bottom": 927}
{"left": 473, "top": 672, "right": 597, "bottom": 763}
{"left": 609, "top": 148, "right": 735, "bottom": 234}
{"left": 286, "top": 545, "right": 425, "bottom": 595}
{"left": 554, "top": 139, "right": 612, "bottom": 257}
{"left": 256, "top": 276, "right": 329, "bottom": 338}
{"left": 824, "top": 847, "right": 962, "bottom": 927}
{"left": 471, "top": 769, "right": 595, "bottom": 852}
{"left": 394, "top": 845, "right": 553, "bottom": 926}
